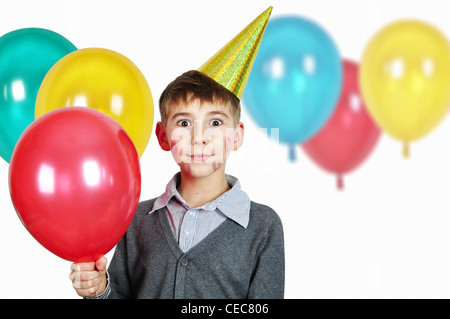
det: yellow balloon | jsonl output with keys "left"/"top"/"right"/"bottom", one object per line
{"left": 36, "top": 48, "right": 154, "bottom": 158}
{"left": 360, "top": 20, "right": 450, "bottom": 157}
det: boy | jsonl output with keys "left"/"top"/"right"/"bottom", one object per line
{"left": 69, "top": 7, "right": 284, "bottom": 299}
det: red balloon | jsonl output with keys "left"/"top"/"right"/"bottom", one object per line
{"left": 302, "top": 60, "right": 381, "bottom": 190}
{"left": 9, "top": 107, "right": 141, "bottom": 262}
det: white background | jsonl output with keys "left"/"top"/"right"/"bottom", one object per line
{"left": 0, "top": 0, "right": 449, "bottom": 299}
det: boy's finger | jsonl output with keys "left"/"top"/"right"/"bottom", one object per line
{"left": 70, "top": 261, "right": 96, "bottom": 272}
{"left": 72, "top": 276, "right": 103, "bottom": 289}
{"left": 95, "top": 257, "right": 107, "bottom": 272}
{"left": 70, "top": 270, "right": 103, "bottom": 282}
{"left": 75, "top": 286, "right": 101, "bottom": 298}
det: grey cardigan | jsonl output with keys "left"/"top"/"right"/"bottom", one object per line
{"left": 102, "top": 198, "right": 285, "bottom": 299}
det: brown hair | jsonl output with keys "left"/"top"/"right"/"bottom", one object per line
{"left": 159, "top": 70, "right": 241, "bottom": 126}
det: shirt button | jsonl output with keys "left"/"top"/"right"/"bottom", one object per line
{"left": 180, "top": 258, "right": 188, "bottom": 267}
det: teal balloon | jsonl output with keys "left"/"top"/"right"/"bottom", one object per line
{"left": 0, "top": 28, "right": 77, "bottom": 162}
{"left": 243, "top": 16, "right": 342, "bottom": 160}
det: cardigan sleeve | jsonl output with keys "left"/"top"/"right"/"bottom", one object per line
{"left": 247, "top": 213, "right": 285, "bottom": 299}
{"left": 104, "top": 230, "right": 133, "bottom": 299}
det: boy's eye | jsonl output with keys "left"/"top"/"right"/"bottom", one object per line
{"left": 177, "top": 120, "right": 191, "bottom": 127}
{"left": 210, "top": 119, "right": 222, "bottom": 126}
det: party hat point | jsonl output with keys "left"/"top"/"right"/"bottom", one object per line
{"left": 198, "top": 6, "right": 273, "bottom": 99}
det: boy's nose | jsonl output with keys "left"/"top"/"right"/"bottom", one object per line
{"left": 192, "top": 120, "right": 207, "bottom": 145}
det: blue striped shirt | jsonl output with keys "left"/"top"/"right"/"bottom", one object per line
{"left": 150, "top": 173, "right": 250, "bottom": 252}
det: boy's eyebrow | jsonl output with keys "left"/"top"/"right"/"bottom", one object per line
{"left": 169, "top": 112, "right": 191, "bottom": 120}
{"left": 169, "top": 110, "right": 230, "bottom": 120}
{"left": 207, "top": 111, "right": 230, "bottom": 119}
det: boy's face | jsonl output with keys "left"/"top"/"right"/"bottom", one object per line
{"left": 156, "top": 98, "right": 244, "bottom": 179}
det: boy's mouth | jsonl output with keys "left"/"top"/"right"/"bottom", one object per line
{"left": 189, "top": 154, "right": 212, "bottom": 162}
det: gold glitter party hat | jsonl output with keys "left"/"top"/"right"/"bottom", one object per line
{"left": 198, "top": 6, "right": 273, "bottom": 100}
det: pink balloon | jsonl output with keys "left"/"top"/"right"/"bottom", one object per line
{"left": 302, "top": 60, "right": 381, "bottom": 189}
{"left": 9, "top": 107, "right": 141, "bottom": 262}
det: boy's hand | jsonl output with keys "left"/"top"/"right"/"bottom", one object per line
{"left": 69, "top": 256, "right": 107, "bottom": 297}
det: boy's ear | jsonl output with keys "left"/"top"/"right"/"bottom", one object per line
{"left": 156, "top": 122, "right": 171, "bottom": 151}
{"left": 233, "top": 122, "right": 244, "bottom": 151}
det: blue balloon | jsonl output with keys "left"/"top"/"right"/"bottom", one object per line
{"left": 0, "top": 28, "right": 77, "bottom": 163}
{"left": 243, "top": 16, "right": 342, "bottom": 160}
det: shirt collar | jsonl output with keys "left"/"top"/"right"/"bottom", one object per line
{"left": 151, "top": 173, "right": 186, "bottom": 211}
{"left": 150, "top": 173, "right": 250, "bottom": 228}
